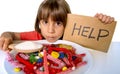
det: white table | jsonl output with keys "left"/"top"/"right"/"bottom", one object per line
{"left": 86, "top": 42, "right": 120, "bottom": 74}
{"left": 0, "top": 42, "right": 120, "bottom": 74}
{"left": 104, "top": 42, "right": 120, "bottom": 74}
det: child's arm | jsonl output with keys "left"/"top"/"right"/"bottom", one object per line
{"left": 0, "top": 31, "right": 42, "bottom": 51}
{"left": 94, "top": 13, "right": 115, "bottom": 24}
{"left": 0, "top": 32, "right": 20, "bottom": 51}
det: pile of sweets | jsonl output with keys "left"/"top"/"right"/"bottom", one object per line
{"left": 7, "top": 44, "right": 87, "bottom": 74}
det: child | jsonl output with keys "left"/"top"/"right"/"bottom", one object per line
{"left": 0, "top": 0, "right": 114, "bottom": 51}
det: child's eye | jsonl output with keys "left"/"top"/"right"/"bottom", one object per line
{"left": 43, "top": 20, "right": 48, "bottom": 24}
{"left": 41, "top": 20, "right": 48, "bottom": 25}
{"left": 56, "top": 21, "right": 63, "bottom": 26}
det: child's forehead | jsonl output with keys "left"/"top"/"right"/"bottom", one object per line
{"left": 46, "top": 16, "right": 54, "bottom": 20}
{"left": 39, "top": 6, "right": 66, "bottom": 21}
{"left": 41, "top": 15, "right": 62, "bottom": 22}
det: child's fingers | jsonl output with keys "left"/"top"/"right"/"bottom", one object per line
{"left": 104, "top": 16, "right": 111, "bottom": 24}
{"left": 3, "top": 39, "right": 11, "bottom": 50}
{"left": 94, "top": 13, "right": 99, "bottom": 17}
{"left": 102, "top": 16, "right": 114, "bottom": 24}
{"left": 94, "top": 13, "right": 115, "bottom": 24}
{"left": 96, "top": 13, "right": 103, "bottom": 20}
{"left": 108, "top": 17, "right": 114, "bottom": 24}
{"left": 101, "top": 15, "right": 107, "bottom": 23}
{"left": 0, "top": 38, "right": 4, "bottom": 49}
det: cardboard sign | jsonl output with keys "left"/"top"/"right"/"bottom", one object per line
{"left": 63, "top": 14, "right": 116, "bottom": 52}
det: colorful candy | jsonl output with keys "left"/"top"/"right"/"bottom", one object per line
{"left": 51, "top": 51, "right": 60, "bottom": 59}
{"left": 62, "top": 66, "right": 68, "bottom": 71}
{"left": 14, "top": 67, "right": 21, "bottom": 72}
{"left": 7, "top": 44, "right": 87, "bottom": 74}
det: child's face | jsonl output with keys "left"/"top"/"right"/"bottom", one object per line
{"left": 40, "top": 17, "right": 64, "bottom": 42}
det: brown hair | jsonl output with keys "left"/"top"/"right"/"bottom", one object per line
{"left": 35, "top": 0, "right": 71, "bottom": 33}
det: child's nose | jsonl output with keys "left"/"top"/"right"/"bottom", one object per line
{"left": 48, "top": 24, "right": 55, "bottom": 33}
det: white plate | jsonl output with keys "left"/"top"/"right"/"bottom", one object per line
{"left": 4, "top": 40, "right": 93, "bottom": 74}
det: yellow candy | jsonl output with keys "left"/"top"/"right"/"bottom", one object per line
{"left": 38, "top": 52, "right": 43, "bottom": 57}
{"left": 62, "top": 66, "right": 68, "bottom": 71}
{"left": 59, "top": 44, "right": 72, "bottom": 50}
{"left": 51, "top": 51, "right": 60, "bottom": 59}
{"left": 14, "top": 67, "right": 21, "bottom": 72}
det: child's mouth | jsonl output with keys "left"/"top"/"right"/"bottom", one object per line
{"left": 46, "top": 36, "right": 56, "bottom": 42}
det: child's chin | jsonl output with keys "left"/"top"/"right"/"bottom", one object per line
{"left": 46, "top": 39, "right": 57, "bottom": 43}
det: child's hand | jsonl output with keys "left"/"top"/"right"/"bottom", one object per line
{"left": 0, "top": 33, "right": 13, "bottom": 51}
{"left": 94, "top": 13, "right": 115, "bottom": 24}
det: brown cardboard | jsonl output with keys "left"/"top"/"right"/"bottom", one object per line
{"left": 63, "top": 14, "right": 116, "bottom": 52}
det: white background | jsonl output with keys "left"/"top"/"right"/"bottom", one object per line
{"left": 0, "top": 0, "right": 119, "bottom": 41}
